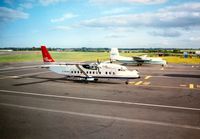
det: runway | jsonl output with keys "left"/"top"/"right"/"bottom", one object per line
{"left": 0, "top": 62, "right": 200, "bottom": 139}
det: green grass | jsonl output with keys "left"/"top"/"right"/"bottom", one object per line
{"left": 0, "top": 52, "right": 42, "bottom": 63}
{"left": 0, "top": 51, "right": 199, "bottom": 64}
{"left": 51, "top": 52, "right": 109, "bottom": 62}
{"left": 163, "top": 56, "right": 200, "bottom": 64}
{"left": 0, "top": 51, "right": 110, "bottom": 63}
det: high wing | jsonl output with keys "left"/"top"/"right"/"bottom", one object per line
{"left": 132, "top": 55, "right": 151, "bottom": 62}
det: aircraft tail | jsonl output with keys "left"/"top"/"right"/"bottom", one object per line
{"left": 110, "top": 48, "right": 120, "bottom": 61}
{"left": 41, "top": 46, "right": 55, "bottom": 62}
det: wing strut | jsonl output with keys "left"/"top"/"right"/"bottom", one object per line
{"left": 75, "top": 64, "right": 90, "bottom": 78}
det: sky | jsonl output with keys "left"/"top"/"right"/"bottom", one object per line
{"left": 0, "top": 0, "right": 200, "bottom": 48}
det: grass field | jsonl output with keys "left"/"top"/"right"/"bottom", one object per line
{"left": 0, "top": 51, "right": 199, "bottom": 64}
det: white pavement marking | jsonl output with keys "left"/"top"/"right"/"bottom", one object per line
{"left": 0, "top": 103, "right": 200, "bottom": 130}
{"left": 0, "top": 89, "right": 200, "bottom": 111}
{"left": 180, "top": 84, "right": 187, "bottom": 87}
{"left": 0, "top": 71, "right": 51, "bottom": 80}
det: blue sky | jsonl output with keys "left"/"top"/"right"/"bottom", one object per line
{"left": 0, "top": 0, "right": 200, "bottom": 48}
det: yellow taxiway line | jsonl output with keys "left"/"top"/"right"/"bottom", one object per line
{"left": 132, "top": 84, "right": 200, "bottom": 91}
{"left": 143, "top": 82, "right": 151, "bottom": 85}
{"left": 189, "top": 84, "right": 194, "bottom": 89}
{"left": 135, "top": 81, "right": 143, "bottom": 86}
{"left": 145, "top": 76, "right": 152, "bottom": 80}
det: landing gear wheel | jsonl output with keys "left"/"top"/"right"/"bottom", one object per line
{"left": 94, "top": 78, "right": 98, "bottom": 82}
{"left": 125, "top": 80, "right": 129, "bottom": 84}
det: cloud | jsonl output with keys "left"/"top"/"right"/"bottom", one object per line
{"left": 105, "top": 34, "right": 126, "bottom": 38}
{"left": 0, "top": 7, "right": 29, "bottom": 22}
{"left": 89, "top": 0, "right": 167, "bottom": 5}
{"left": 19, "top": 2, "right": 33, "bottom": 9}
{"left": 149, "top": 30, "right": 181, "bottom": 37}
{"left": 51, "top": 13, "right": 78, "bottom": 23}
{"left": 3, "top": 0, "right": 14, "bottom": 5}
{"left": 80, "top": 2, "right": 200, "bottom": 29}
{"left": 39, "top": 0, "right": 67, "bottom": 6}
{"left": 102, "top": 7, "right": 130, "bottom": 15}
{"left": 161, "top": 2, "right": 200, "bottom": 12}
{"left": 52, "top": 25, "right": 72, "bottom": 30}
{"left": 189, "top": 37, "right": 200, "bottom": 41}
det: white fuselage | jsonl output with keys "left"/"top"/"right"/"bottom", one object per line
{"left": 45, "top": 63, "right": 140, "bottom": 79}
{"left": 110, "top": 48, "right": 166, "bottom": 66}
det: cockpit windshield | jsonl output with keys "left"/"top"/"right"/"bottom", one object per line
{"left": 82, "top": 64, "right": 97, "bottom": 70}
{"left": 118, "top": 66, "right": 127, "bottom": 71}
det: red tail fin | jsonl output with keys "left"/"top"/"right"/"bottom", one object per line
{"left": 41, "top": 46, "right": 55, "bottom": 62}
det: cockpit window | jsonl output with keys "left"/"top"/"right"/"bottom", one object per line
{"left": 118, "top": 67, "right": 126, "bottom": 71}
{"left": 82, "top": 64, "right": 97, "bottom": 70}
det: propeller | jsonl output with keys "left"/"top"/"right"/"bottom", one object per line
{"left": 95, "top": 59, "right": 101, "bottom": 73}
{"left": 109, "top": 58, "right": 113, "bottom": 63}
{"left": 97, "top": 58, "right": 101, "bottom": 64}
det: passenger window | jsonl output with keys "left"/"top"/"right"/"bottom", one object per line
{"left": 113, "top": 72, "right": 115, "bottom": 75}
{"left": 86, "top": 71, "right": 88, "bottom": 74}
{"left": 109, "top": 72, "right": 111, "bottom": 74}
{"left": 105, "top": 72, "right": 107, "bottom": 74}
{"left": 71, "top": 71, "right": 73, "bottom": 73}
{"left": 99, "top": 72, "right": 101, "bottom": 74}
{"left": 93, "top": 71, "right": 95, "bottom": 74}
{"left": 77, "top": 71, "right": 79, "bottom": 74}
{"left": 74, "top": 71, "right": 76, "bottom": 74}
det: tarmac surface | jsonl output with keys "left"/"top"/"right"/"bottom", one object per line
{"left": 0, "top": 62, "right": 200, "bottom": 139}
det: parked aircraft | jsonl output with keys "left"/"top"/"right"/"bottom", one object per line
{"left": 110, "top": 48, "right": 167, "bottom": 66}
{"left": 41, "top": 46, "right": 140, "bottom": 83}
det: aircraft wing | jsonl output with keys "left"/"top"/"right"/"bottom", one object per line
{"left": 132, "top": 56, "right": 151, "bottom": 62}
{"left": 43, "top": 62, "right": 93, "bottom": 65}
{"left": 132, "top": 56, "right": 146, "bottom": 62}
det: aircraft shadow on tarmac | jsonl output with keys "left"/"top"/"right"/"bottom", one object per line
{"left": 13, "top": 75, "right": 120, "bottom": 86}
{"left": 164, "top": 74, "right": 200, "bottom": 78}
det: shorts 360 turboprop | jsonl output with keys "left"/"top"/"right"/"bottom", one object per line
{"left": 41, "top": 46, "right": 140, "bottom": 83}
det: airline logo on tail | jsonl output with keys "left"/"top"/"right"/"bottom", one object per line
{"left": 41, "top": 46, "right": 55, "bottom": 62}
